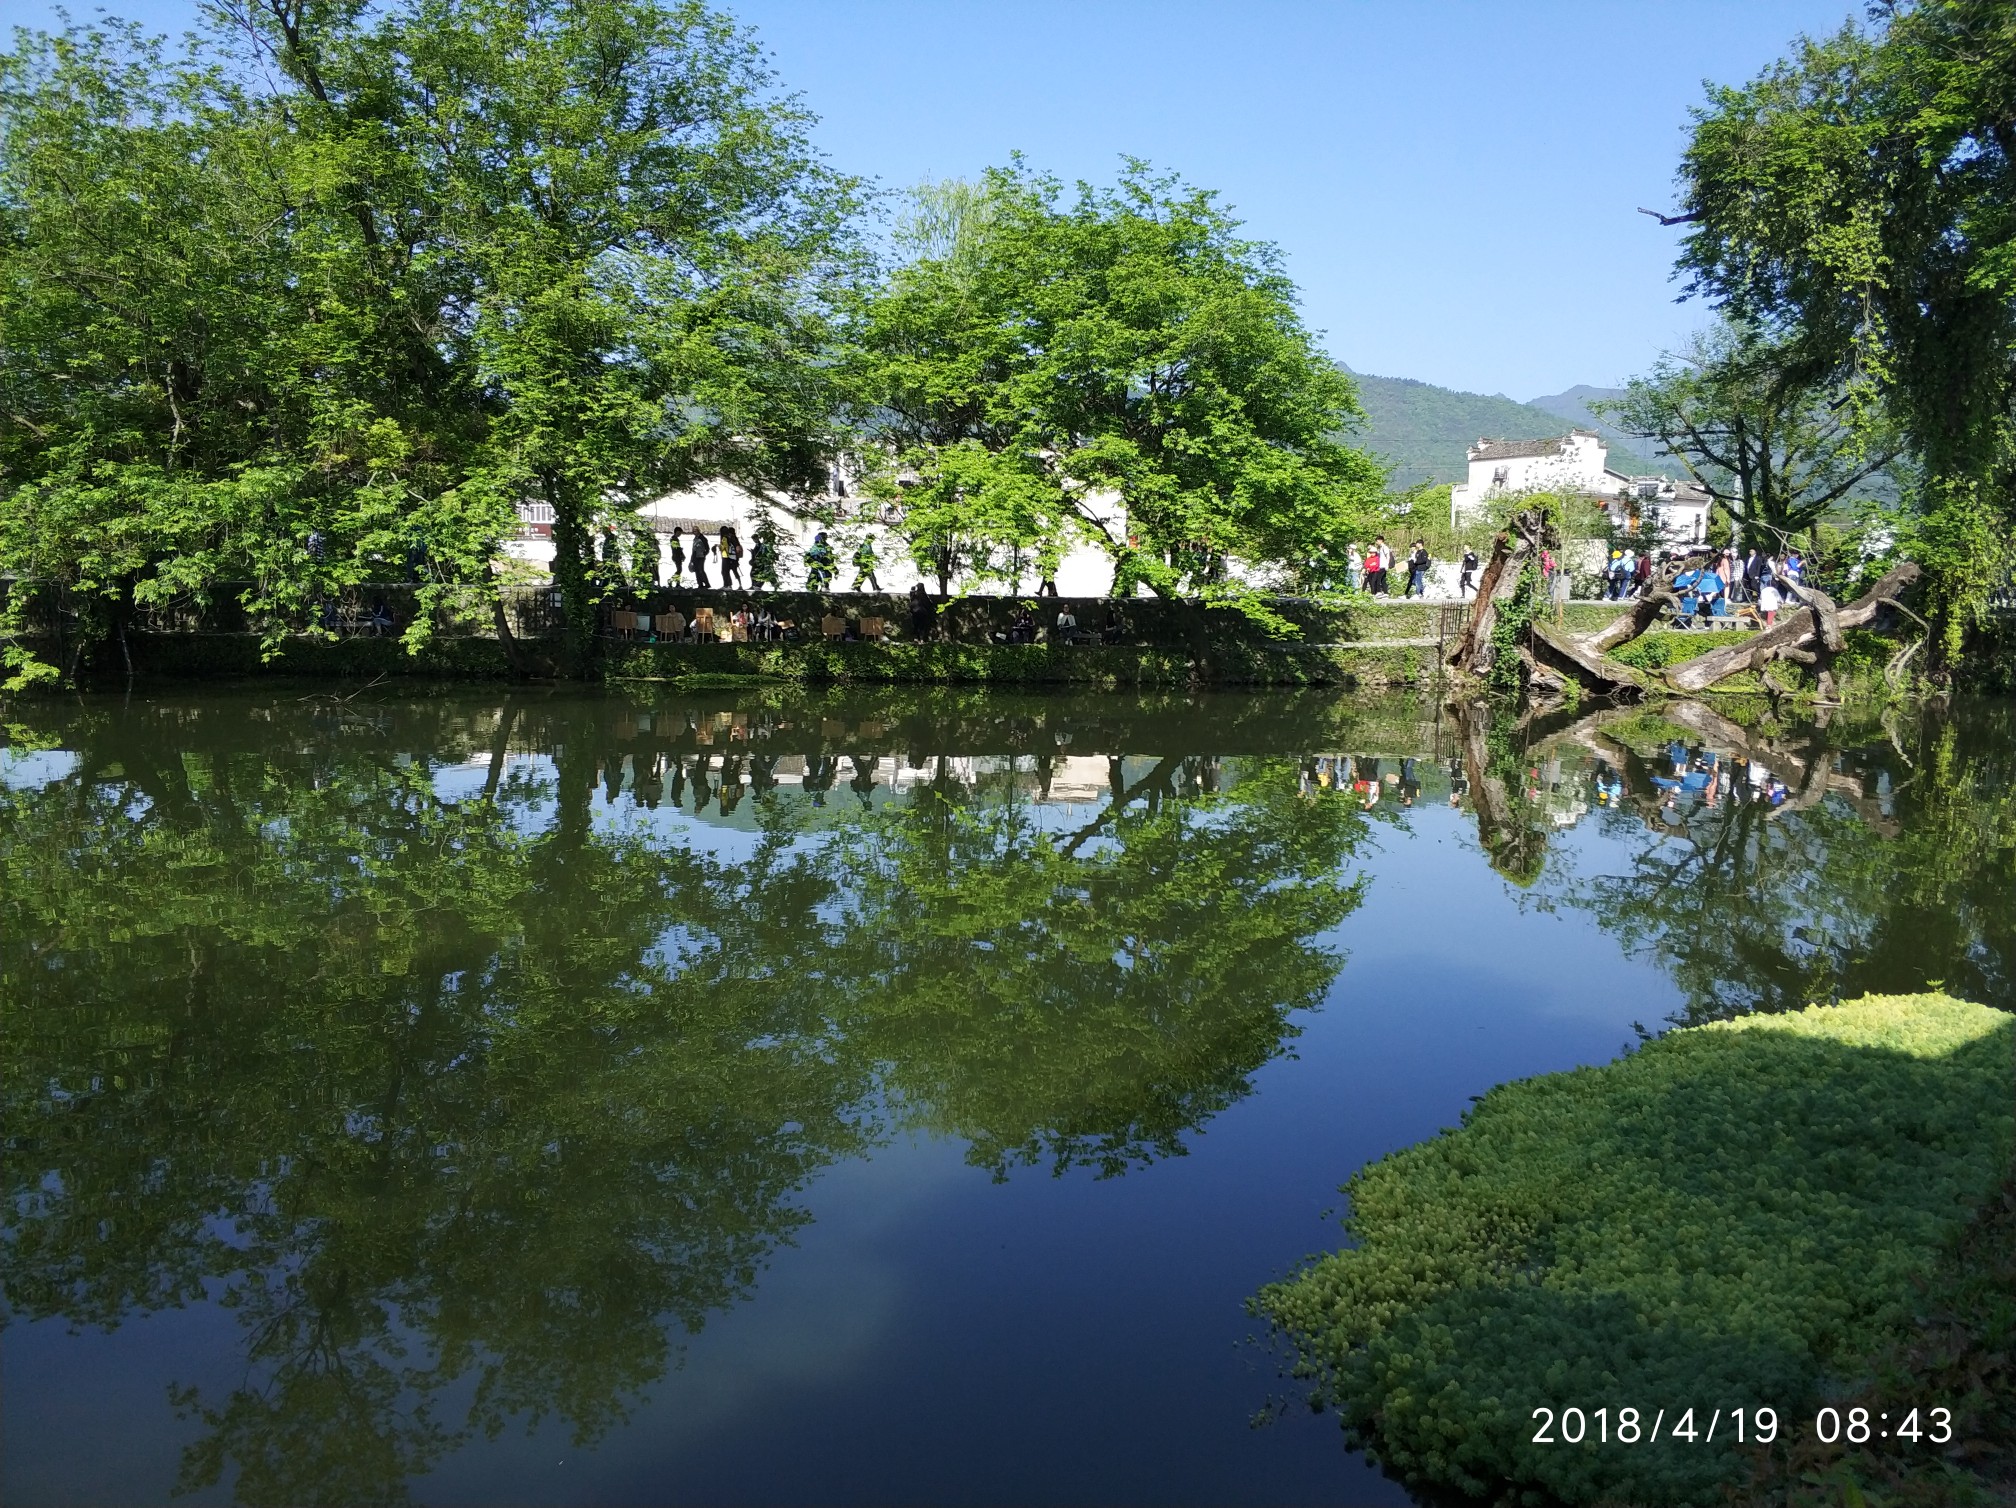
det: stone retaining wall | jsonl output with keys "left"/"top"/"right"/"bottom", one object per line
{"left": 14, "top": 597, "right": 1630, "bottom": 688}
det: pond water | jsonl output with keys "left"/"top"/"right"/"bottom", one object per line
{"left": 2, "top": 686, "right": 2009, "bottom": 1506}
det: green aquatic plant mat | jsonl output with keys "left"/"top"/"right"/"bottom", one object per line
{"left": 1254, "top": 993, "right": 2015, "bottom": 1507}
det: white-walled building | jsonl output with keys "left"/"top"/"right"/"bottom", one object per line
{"left": 504, "top": 477, "right": 1129, "bottom": 595}
{"left": 1448, "top": 430, "right": 1712, "bottom": 546}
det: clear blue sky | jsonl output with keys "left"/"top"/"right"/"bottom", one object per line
{"left": 15, "top": 0, "right": 1863, "bottom": 399}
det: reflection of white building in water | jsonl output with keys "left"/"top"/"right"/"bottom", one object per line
{"left": 1448, "top": 430, "right": 1711, "bottom": 546}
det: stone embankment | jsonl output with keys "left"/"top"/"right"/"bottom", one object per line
{"left": 16, "top": 586, "right": 1630, "bottom": 688}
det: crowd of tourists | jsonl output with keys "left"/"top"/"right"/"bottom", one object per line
{"left": 1605, "top": 544, "right": 1808, "bottom": 627}
{"left": 1344, "top": 538, "right": 1441, "bottom": 598}
{"left": 614, "top": 524, "right": 1807, "bottom": 635}
{"left": 1337, "top": 536, "right": 1814, "bottom": 624}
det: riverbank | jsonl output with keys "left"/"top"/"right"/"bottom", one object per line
{"left": 9, "top": 596, "right": 1636, "bottom": 690}
{"left": 1253, "top": 991, "right": 2016, "bottom": 1508}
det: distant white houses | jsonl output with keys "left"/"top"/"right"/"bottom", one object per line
{"left": 1448, "top": 430, "right": 1713, "bottom": 546}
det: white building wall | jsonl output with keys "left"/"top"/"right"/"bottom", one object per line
{"left": 503, "top": 478, "right": 1127, "bottom": 595}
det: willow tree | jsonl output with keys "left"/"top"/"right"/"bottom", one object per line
{"left": 1666, "top": 0, "right": 2016, "bottom": 658}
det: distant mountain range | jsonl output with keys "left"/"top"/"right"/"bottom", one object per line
{"left": 1342, "top": 366, "right": 1670, "bottom": 489}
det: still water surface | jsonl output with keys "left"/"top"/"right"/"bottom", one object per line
{"left": 2, "top": 687, "right": 2008, "bottom": 1505}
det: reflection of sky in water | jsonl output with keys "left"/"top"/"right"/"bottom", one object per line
{"left": 0, "top": 747, "right": 80, "bottom": 791}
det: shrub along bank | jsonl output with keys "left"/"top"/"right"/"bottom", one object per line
{"left": 1253, "top": 993, "right": 2015, "bottom": 1508}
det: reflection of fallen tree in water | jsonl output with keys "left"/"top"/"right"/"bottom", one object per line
{"left": 1452, "top": 697, "right": 1866, "bottom": 885}
{"left": 1450, "top": 701, "right": 1549, "bottom": 884}
{"left": 1493, "top": 698, "right": 2015, "bottom": 1027}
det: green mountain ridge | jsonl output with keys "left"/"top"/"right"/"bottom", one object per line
{"left": 1342, "top": 367, "right": 1667, "bottom": 489}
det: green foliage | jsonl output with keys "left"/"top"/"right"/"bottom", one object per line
{"left": 0, "top": 0, "right": 860, "bottom": 682}
{"left": 1598, "top": 318, "right": 1903, "bottom": 549}
{"left": 1254, "top": 993, "right": 2016, "bottom": 1508}
{"left": 1673, "top": 0, "right": 2016, "bottom": 650}
{"left": 1609, "top": 630, "right": 1700, "bottom": 671}
{"left": 849, "top": 162, "right": 1388, "bottom": 607}
{"left": 1484, "top": 558, "right": 1541, "bottom": 697}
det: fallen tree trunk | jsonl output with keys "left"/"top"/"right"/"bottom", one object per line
{"left": 1529, "top": 622, "right": 1646, "bottom": 699}
{"left": 1516, "top": 552, "right": 1700, "bottom": 701}
{"left": 1663, "top": 562, "right": 1920, "bottom": 693}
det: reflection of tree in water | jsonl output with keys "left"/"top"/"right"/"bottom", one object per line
{"left": 4, "top": 702, "right": 868, "bottom": 1502}
{"left": 833, "top": 753, "right": 1365, "bottom": 1177}
{"left": 0, "top": 693, "right": 1370, "bottom": 1502}
{"left": 1474, "top": 699, "right": 2014, "bottom": 1024}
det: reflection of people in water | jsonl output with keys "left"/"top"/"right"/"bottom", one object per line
{"left": 1447, "top": 755, "right": 1468, "bottom": 807}
{"left": 802, "top": 754, "right": 837, "bottom": 807}
{"left": 718, "top": 756, "right": 746, "bottom": 817}
{"left": 689, "top": 755, "right": 714, "bottom": 813}
{"left": 748, "top": 753, "right": 777, "bottom": 801}
{"left": 849, "top": 755, "right": 880, "bottom": 811}
{"left": 1592, "top": 760, "right": 1624, "bottom": 807}
{"left": 1398, "top": 757, "right": 1420, "bottom": 808}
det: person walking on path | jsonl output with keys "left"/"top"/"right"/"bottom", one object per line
{"left": 1367, "top": 537, "right": 1391, "bottom": 595}
{"left": 688, "top": 526, "right": 711, "bottom": 588}
{"left": 907, "top": 581, "right": 933, "bottom": 640}
{"left": 750, "top": 529, "right": 779, "bottom": 590}
{"left": 1405, "top": 539, "right": 1430, "bottom": 598}
{"left": 1345, "top": 543, "right": 1362, "bottom": 592}
{"left": 1458, "top": 546, "right": 1479, "bottom": 599}
{"left": 805, "top": 531, "right": 836, "bottom": 591}
{"left": 1633, "top": 550, "right": 1653, "bottom": 597}
{"left": 718, "top": 525, "right": 744, "bottom": 588}
{"left": 852, "top": 534, "right": 882, "bottom": 591}
{"left": 667, "top": 527, "right": 686, "bottom": 586}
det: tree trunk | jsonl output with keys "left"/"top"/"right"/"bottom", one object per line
{"left": 1448, "top": 512, "right": 1545, "bottom": 679}
{"left": 546, "top": 471, "right": 597, "bottom": 678}
{"left": 1529, "top": 623, "right": 1645, "bottom": 698}
{"left": 1663, "top": 562, "right": 1920, "bottom": 693}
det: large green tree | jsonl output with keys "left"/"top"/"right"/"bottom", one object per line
{"left": 0, "top": 0, "right": 858, "bottom": 683}
{"left": 1668, "top": 0, "right": 2016, "bottom": 655}
{"left": 850, "top": 163, "right": 1386, "bottom": 605}
{"left": 1598, "top": 318, "right": 1902, "bottom": 549}
{"left": 0, "top": 15, "right": 500, "bottom": 686}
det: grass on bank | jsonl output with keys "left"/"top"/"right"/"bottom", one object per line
{"left": 1253, "top": 993, "right": 2015, "bottom": 1508}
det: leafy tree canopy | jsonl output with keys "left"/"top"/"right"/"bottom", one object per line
{"left": 1596, "top": 317, "right": 1903, "bottom": 548}
{"left": 849, "top": 162, "right": 1388, "bottom": 607}
{"left": 1669, "top": 0, "right": 2016, "bottom": 651}
{"left": 0, "top": 0, "right": 860, "bottom": 682}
